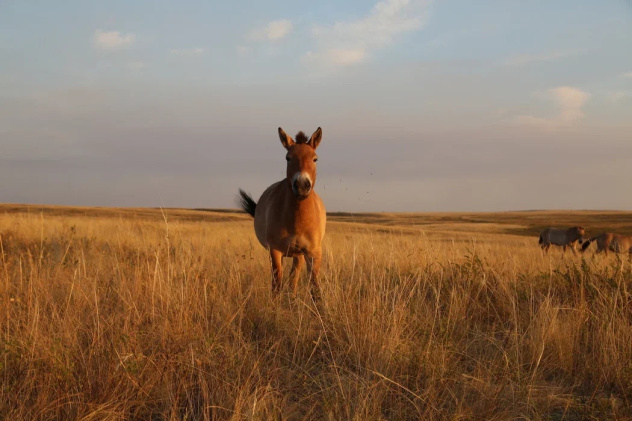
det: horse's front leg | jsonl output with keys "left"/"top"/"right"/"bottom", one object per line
{"left": 269, "top": 249, "right": 284, "bottom": 295}
{"left": 306, "top": 250, "right": 322, "bottom": 302}
{"left": 289, "top": 255, "right": 305, "bottom": 295}
{"left": 570, "top": 243, "right": 578, "bottom": 255}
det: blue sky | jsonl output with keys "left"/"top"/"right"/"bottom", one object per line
{"left": 1, "top": 0, "right": 631, "bottom": 211}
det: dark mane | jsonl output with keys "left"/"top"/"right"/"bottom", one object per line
{"left": 295, "top": 131, "right": 309, "bottom": 144}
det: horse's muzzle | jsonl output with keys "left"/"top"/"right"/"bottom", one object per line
{"left": 292, "top": 177, "right": 312, "bottom": 198}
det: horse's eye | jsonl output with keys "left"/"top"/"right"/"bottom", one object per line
{"left": 313, "top": 157, "right": 318, "bottom": 162}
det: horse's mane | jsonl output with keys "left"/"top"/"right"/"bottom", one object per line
{"left": 295, "top": 131, "right": 309, "bottom": 144}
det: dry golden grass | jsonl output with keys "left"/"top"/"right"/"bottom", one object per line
{"left": 1, "top": 204, "right": 632, "bottom": 420}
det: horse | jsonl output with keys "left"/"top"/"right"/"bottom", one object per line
{"left": 538, "top": 226, "right": 585, "bottom": 254}
{"left": 581, "top": 233, "right": 632, "bottom": 256}
{"left": 238, "top": 127, "right": 326, "bottom": 300}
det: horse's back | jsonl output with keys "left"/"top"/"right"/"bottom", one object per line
{"left": 541, "top": 227, "right": 571, "bottom": 246}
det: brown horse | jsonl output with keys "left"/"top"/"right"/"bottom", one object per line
{"left": 581, "top": 233, "right": 632, "bottom": 256}
{"left": 538, "top": 226, "right": 585, "bottom": 254}
{"left": 239, "top": 127, "right": 326, "bottom": 299}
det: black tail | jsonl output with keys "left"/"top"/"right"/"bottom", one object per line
{"left": 238, "top": 189, "right": 256, "bottom": 218}
{"left": 581, "top": 237, "right": 596, "bottom": 252}
{"left": 538, "top": 235, "right": 543, "bottom": 245}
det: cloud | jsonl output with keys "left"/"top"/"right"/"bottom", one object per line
{"left": 551, "top": 86, "right": 590, "bottom": 122}
{"left": 170, "top": 47, "right": 205, "bottom": 56}
{"left": 621, "top": 71, "right": 632, "bottom": 78}
{"left": 512, "top": 86, "right": 590, "bottom": 129}
{"left": 503, "top": 50, "right": 579, "bottom": 67}
{"left": 249, "top": 19, "right": 293, "bottom": 42}
{"left": 604, "top": 91, "right": 630, "bottom": 102}
{"left": 302, "top": 48, "right": 367, "bottom": 67}
{"left": 93, "top": 30, "right": 135, "bottom": 50}
{"left": 304, "top": 0, "right": 430, "bottom": 68}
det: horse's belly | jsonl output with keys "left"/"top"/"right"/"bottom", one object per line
{"left": 255, "top": 216, "right": 313, "bottom": 256}
{"left": 275, "top": 235, "right": 313, "bottom": 257}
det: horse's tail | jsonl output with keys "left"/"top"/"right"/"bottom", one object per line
{"left": 581, "top": 237, "right": 597, "bottom": 252}
{"left": 538, "top": 234, "right": 543, "bottom": 245}
{"left": 238, "top": 189, "right": 256, "bottom": 218}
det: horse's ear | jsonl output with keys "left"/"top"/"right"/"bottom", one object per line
{"left": 308, "top": 127, "right": 322, "bottom": 149}
{"left": 278, "top": 127, "right": 294, "bottom": 150}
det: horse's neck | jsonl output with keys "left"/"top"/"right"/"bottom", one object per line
{"left": 280, "top": 181, "right": 317, "bottom": 217}
{"left": 287, "top": 193, "right": 316, "bottom": 213}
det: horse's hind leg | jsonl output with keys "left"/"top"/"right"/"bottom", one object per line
{"left": 269, "top": 249, "right": 284, "bottom": 294}
{"left": 289, "top": 255, "right": 305, "bottom": 295}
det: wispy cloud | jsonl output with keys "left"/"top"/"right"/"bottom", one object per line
{"left": 170, "top": 47, "right": 205, "bottom": 56}
{"left": 604, "top": 90, "right": 630, "bottom": 102}
{"left": 93, "top": 30, "right": 135, "bottom": 50}
{"left": 303, "top": 0, "right": 430, "bottom": 69}
{"left": 503, "top": 50, "right": 579, "bottom": 67}
{"left": 249, "top": 19, "right": 293, "bottom": 42}
{"left": 512, "top": 86, "right": 590, "bottom": 129}
{"left": 302, "top": 48, "right": 367, "bottom": 67}
{"left": 621, "top": 71, "right": 632, "bottom": 78}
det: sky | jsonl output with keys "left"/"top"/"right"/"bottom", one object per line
{"left": 1, "top": 0, "right": 631, "bottom": 212}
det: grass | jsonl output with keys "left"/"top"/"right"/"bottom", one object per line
{"left": 1, "top": 203, "right": 631, "bottom": 420}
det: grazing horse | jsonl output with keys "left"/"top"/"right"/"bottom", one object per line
{"left": 538, "top": 226, "right": 585, "bottom": 254}
{"left": 581, "top": 233, "right": 632, "bottom": 256}
{"left": 238, "top": 127, "right": 326, "bottom": 299}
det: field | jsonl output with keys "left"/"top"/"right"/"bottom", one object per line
{"left": 1, "top": 204, "right": 632, "bottom": 420}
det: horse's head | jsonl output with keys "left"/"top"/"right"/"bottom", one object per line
{"left": 572, "top": 226, "right": 585, "bottom": 240}
{"left": 278, "top": 127, "right": 322, "bottom": 199}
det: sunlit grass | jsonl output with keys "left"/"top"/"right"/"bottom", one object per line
{"left": 1, "top": 205, "right": 631, "bottom": 419}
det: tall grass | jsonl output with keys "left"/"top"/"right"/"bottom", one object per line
{"left": 1, "top": 209, "right": 631, "bottom": 419}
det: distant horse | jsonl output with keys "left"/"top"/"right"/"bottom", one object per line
{"left": 538, "top": 226, "right": 585, "bottom": 254}
{"left": 239, "top": 127, "right": 326, "bottom": 300}
{"left": 581, "top": 233, "right": 632, "bottom": 256}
